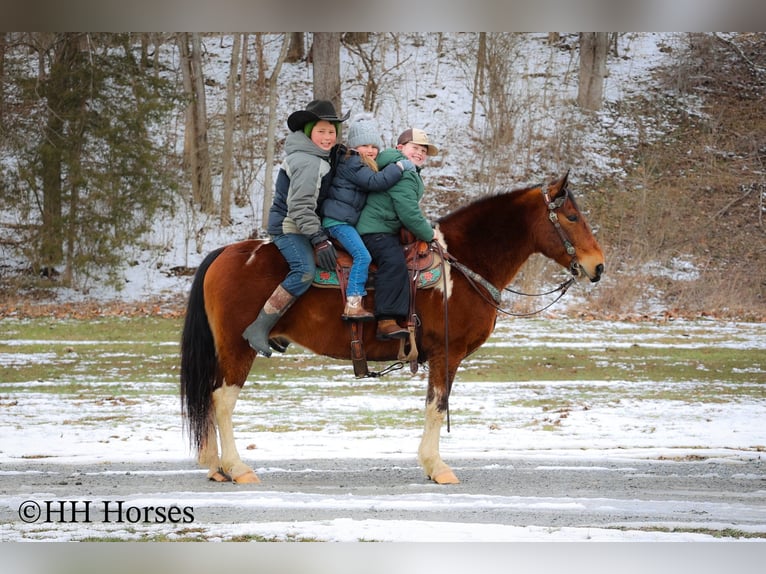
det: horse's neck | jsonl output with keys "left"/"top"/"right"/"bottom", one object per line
{"left": 445, "top": 191, "right": 539, "bottom": 289}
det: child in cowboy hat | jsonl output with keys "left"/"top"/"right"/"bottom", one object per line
{"left": 243, "top": 99, "right": 349, "bottom": 357}
{"left": 321, "top": 113, "right": 415, "bottom": 321}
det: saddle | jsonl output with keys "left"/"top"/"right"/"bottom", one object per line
{"left": 312, "top": 236, "right": 445, "bottom": 290}
{"left": 313, "top": 230, "right": 448, "bottom": 378}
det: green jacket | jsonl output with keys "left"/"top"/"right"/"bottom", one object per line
{"left": 355, "top": 148, "right": 434, "bottom": 241}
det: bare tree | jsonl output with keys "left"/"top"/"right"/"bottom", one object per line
{"left": 239, "top": 33, "right": 249, "bottom": 120}
{"left": 344, "top": 32, "right": 369, "bottom": 45}
{"left": 0, "top": 32, "right": 6, "bottom": 124}
{"left": 312, "top": 33, "right": 342, "bottom": 111}
{"left": 261, "top": 35, "right": 290, "bottom": 230}
{"left": 577, "top": 32, "right": 609, "bottom": 111}
{"left": 286, "top": 32, "right": 304, "bottom": 63}
{"left": 220, "top": 33, "right": 242, "bottom": 226}
{"left": 253, "top": 33, "right": 266, "bottom": 88}
{"left": 179, "top": 32, "right": 214, "bottom": 213}
{"left": 469, "top": 32, "right": 486, "bottom": 130}
{"left": 342, "top": 33, "right": 384, "bottom": 112}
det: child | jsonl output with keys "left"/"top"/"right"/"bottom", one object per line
{"left": 356, "top": 127, "right": 441, "bottom": 340}
{"left": 322, "top": 113, "right": 415, "bottom": 321}
{"left": 243, "top": 99, "right": 348, "bottom": 357}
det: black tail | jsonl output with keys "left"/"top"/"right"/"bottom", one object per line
{"left": 180, "top": 247, "right": 225, "bottom": 453}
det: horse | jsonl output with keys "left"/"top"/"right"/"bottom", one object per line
{"left": 180, "top": 172, "right": 605, "bottom": 485}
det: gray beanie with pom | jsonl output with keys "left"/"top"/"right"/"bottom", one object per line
{"left": 346, "top": 113, "right": 383, "bottom": 149}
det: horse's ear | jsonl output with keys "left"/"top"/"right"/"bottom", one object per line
{"left": 551, "top": 170, "right": 570, "bottom": 197}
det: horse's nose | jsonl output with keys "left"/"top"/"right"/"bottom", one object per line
{"left": 591, "top": 263, "right": 604, "bottom": 283}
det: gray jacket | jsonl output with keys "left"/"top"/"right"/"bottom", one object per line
{"left": 267, "top": 131, "right": 332, "bottom": 237}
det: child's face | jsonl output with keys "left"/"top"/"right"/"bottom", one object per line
{"left": 354, "top": 144, "right": 379, "bottom": 160}
{"left": 398, "top": 142, "right": 429, "bottom": 167}
{"left": 310, "top": 120, "right": 337, "bottom": 151}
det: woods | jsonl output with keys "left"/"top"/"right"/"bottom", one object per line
{"left": 0, "top": 32, "right": 764, "bottom": 318}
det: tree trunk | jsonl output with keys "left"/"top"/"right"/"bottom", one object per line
{"left": 312, "top": 33, "right": 342, "bottom": 111}
{"left": 0, "top": 33, "right": 6, "bottom": 123}
{"left": 470, "top": 32, "right": 486, "bottom": 130}
{"left": 254, "top": 33, "right": 265, "bottom": 88}
{"left": 179, "top": 33, "right": 214, "bottom": 213}
{"left": 240, "top": 33, "right": 249, "bottom": 120}
{"left": 286, "top": 32, "right": 304, "bottom": 63}
{"left": 39, "top": 33, "right": 82, "bottom": 270}
{"left": 577, "top": 32, "right": 609, "bottom": 111}
{"left": 344, "top": 32, "right": 369, "bottom": 45}
{"left": 178, "top": 34, "right": 197, "bottom": 196}
{"left": 220, "top": 33, "right": 241, "bottom": 226}
{"left": 262, "top": 35, "right": 290, "bottom": 231}
{"left": 190, "top": 33, "right": 214, "bottom": 213}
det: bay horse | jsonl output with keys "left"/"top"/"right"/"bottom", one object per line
{"left": 180, "top": 172, "right": 604, "bottom": 485}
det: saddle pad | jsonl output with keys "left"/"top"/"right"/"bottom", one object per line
{"left": 314, "top": 258, "right": 446, "bottom": 290}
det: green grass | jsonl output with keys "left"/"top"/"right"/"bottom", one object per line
{"left": 1, "top": 317, "right": 763, "bottom": 410}
{"left": 464, "top": 344, "right": 762, "bottom": 385}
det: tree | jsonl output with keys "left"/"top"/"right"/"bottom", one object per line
{"left": 38, "top": 33, "right": 83, "bottom": 271}
{"left": 220, "top": 33, "right": 242, "bottom": 226}
{"left": 342, "top": 33, "right": 405, "bottom": 113}
{"left": 469, "top": 32, "right": 486, "bottom": 130}
{"left": 0, "top": 32, "right": 6, "bottom": 124}
{"left": 2, "top": 33, "right": 180, "bottom": 288}
{"left": 179, "top": 32, "right": 214, "bottom": 213}
{"left": 311, "top": 33, "right": 342, "bottom": 111}
{"left": 261, "top": 35, "right": 290, "bottom": 230}
{"left": 577, "top": 32, "right": 609, "bottom": 111}
{"left": 286, "top": 32, "right": 304, "bottom": 63}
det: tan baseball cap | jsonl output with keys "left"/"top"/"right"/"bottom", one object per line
{"left": 397, "top": 128, "right": 439, "bottom": 156}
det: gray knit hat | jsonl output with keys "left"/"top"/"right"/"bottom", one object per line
{"left": 346, "top": 113, "right": 382, "bottom": 149}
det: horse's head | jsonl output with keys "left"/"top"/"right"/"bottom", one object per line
{"left": 541, "top": 172, "right": 604, "bottom": 283}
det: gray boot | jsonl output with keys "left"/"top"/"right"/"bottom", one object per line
{"left": 243, "top": 285, "right": 296, "bottom": 357}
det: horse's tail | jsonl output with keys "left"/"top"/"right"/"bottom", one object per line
{"left": 180, "top": 246, "right": 225, "bottom": 454}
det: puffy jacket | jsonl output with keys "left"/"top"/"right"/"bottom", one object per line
{"left": 355, "top": 148, "right": 434, "bottom": 241}
{"left": 267, "top": 131, "right": 333, "bottom": 237}
{"left": 321, "top": 146, "right": 404, "bottom": 226}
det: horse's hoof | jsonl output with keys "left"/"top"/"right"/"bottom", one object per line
{"left": 208, "top": 471, "right": 231, "bottom": 482}
{"left": 432, "top": 470, "right": 460, "bottom": 484}
{"left": 233, "top": 470, "right": 261, "bottom": 484}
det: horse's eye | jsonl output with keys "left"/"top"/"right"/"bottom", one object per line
{"left": 566, "top": 214, "right": 578, "bottom": 222}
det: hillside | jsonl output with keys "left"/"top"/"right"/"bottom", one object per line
{"left": 0, "top": 32, "right": 764, "bottom": 320}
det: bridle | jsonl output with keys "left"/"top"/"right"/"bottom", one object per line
{"left": 447, "top": 184, "right": 580, "bottom": 318}
{"left": 542, "top": 184, "right": 581, "bottom": 277}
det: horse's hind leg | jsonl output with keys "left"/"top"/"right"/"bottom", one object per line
{"left": 212, "top": 383, "right": 260, "bottom": 483}
{"left": 198, "top": 413, "right": 229, "bottom": 482}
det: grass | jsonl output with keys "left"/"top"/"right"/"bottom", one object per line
{"left": 2, "top": 316, "right": 763, "bottom": 397}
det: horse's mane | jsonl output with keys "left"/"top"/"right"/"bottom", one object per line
{"left": 437, "top": 184, "right": 539, "bottom": 225}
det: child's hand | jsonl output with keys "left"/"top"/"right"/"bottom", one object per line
{"left": 397, "top": 159, "right": 416, "bottom": 172}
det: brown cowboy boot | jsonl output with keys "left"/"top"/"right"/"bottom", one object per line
{"left": 243, "top": 285, "right": 296, "bottom": 357}
{"left": 376, "top": 319, "right": 409, "bottom": 340}
{"left": 342, "top": 295, "right": 375, "bottom": 322}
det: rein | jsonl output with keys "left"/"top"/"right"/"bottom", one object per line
{"left": 450, "top": 258, "right": 575, "bottom": 318}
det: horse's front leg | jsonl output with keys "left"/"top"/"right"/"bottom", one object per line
{"left": 211, "top": 383, "right": 260, "bottom": 483}
{"left": 418, "top": 360, "right": 460, "bottom": 484}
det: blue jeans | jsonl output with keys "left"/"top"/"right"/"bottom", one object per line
{"left": 327, "top": 224, "right": 372, "bottom": 297}
{"left": 271, "top": 233, "right": 316, "bottom": 297}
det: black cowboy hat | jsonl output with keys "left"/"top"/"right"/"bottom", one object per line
{"left": 287, "top": 99, "right": 350, "bottom": 132}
